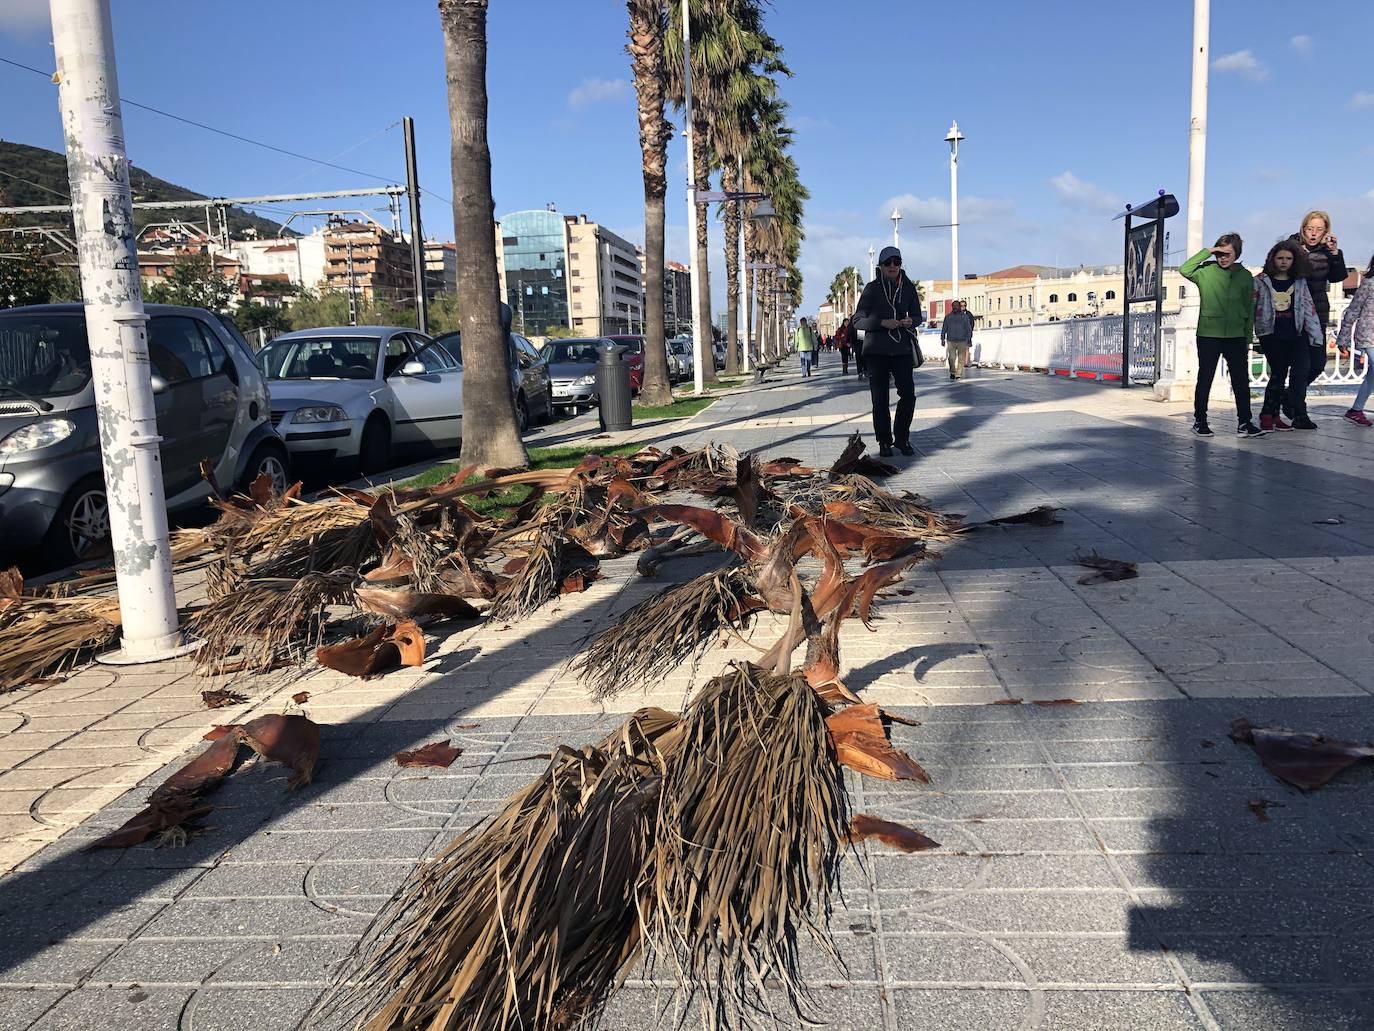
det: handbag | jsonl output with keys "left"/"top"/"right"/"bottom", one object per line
{"left": 911, "top": 335, "right": 925, "bottom": 369}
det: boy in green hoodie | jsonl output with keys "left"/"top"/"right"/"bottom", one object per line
{"left": 1179, "top": 233, "right": 1265, "bottom": 438}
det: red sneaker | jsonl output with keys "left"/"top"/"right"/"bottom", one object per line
{"left": 1272, "top": 414, "right": 1293, "bottom": 431}
{"left": 1259, "top": 414, "right": 1275, "bottom": 432}
{"left": 1344, "top": 409, "right": 1372, "bottom": 427}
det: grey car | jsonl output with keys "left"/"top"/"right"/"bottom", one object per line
{"left": 0, "top": 303, "right": 288, "bottom": 566}
{"left": 432, "top": 329, "right": 553, "bottom": 432}
{"left": 260, "top": 326, "right": 463, "bottom": 473}
{"left": 542, "top": 338, "right": 612, "bottom": 414}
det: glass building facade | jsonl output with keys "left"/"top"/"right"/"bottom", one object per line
{"left": 498, "top": 210, "right": 568, "bottom": 335}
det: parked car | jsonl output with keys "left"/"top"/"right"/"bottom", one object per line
{"left": 542, "top": 337, "right": 612, "bottom": 414}
{"left": 259, "top": 326, "right": 462, "bottom": 474}
{"left": 712, "top": 340, "right": 727, "bottom": 370}
{"left": 668, "top": 335, "right": 694, "bottom": 381}
{"left": 433, "top": 329, "right": 553, "bottom": 433}
{"left": 0, "top": 303, "right": 288, "bottom": 566}
{"left": 602, "top": 335, "right": 646, "bottom": 393}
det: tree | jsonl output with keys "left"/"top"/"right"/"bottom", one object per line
{"left": 288, "top": 288, "right": 352, "bottom": 330}
{"left": 233, "top": 301, "right": 290, "bottom": 338}
{"left": 143, "top": 251, "right": 234, "bottom": 311}
{"left": 627, "top": 0, "right": 675, "bottom": 407}
{"left": 439, "top": 0, "right": 527, "bottom": 469}
{"left": 0, "top": 247, "right": 71, "bottom": 308}
{"left": 428, "top": 292, "right": 462, "bottom": 335}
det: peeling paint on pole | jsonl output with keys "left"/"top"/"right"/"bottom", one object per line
{"left": 51, "top": 0, "right": 184, "bottom": 659}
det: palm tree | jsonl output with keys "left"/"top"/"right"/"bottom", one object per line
{"left": 439, "top": 0, "right": 526, "bottom": 468}
{"left": 626, "top": 0, "right": 675, "bottom": 407}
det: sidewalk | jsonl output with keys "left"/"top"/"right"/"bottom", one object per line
{"left": 2, "top": 357, "right": 1373, "bottom": 1029}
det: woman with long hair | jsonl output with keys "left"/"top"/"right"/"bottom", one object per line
{"left": 1287, "top": 210, "right": 1349, "bottom": 400}
{"left": 1337, "top": 253, "right": 1374, "bottom": 426}
{"left": 1253, "top": 240, "right": 1324, "bottom": 431}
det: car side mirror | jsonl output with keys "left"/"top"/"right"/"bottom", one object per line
{"left": 150, "top": 374, "right": 168, "bottom": 394}
{"left": 399, "top": 360, "right": 426, "bottom": 377}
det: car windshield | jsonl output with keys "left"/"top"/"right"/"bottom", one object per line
{"left": 544, "top": 341, "right": 602, "bottom": 364}
{"left": 0, "top": 313, "right": 92, "bottom": 397}
{"left": 259, "top": 337, "right": 379, "bottom": 380}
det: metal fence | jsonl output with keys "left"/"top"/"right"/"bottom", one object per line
{"left": 1247, "top": 338, "right": 1368, "bottom": 389}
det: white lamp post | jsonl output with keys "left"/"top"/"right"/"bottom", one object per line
{"left": 945, "top": 120, "right": 965, "bottom": 301}
{"left": 891, "top": 208, "right": 902, "bottom": 250}
{"left": 868, "top": 245, "right": 875, "bottom": 280}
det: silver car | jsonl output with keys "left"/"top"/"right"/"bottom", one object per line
{"left": 0, "top": 303, "right": 287, "bottom": 566}
{"left": 260, "top": 326, "right": 463, "bottom": 473}
{"left": 432, "top": 329, "right": 553, "bottom": 432}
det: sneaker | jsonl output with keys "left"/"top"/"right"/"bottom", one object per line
{"left": 1272, "top": 415, "right": 1293, "bottom": 431}
{"left": 1291, "top": 416, "right": 1318, "bottom": 430}
{"left": 1237, "top": 421, "right": 1268, "bottom": 438}
{"left": 1344, "top": 409, "right": 1373, "bottom": 427}
{"left": 1191, "top": 420, "right": 1213, "bottom": 436}
{"left": 1259, "top": 414, "right": 1275, "bottom": 432}
{"left": 897, "top": 443, "right": 915, "bottom": 456}
{"left": 878, "top": 444, "right": 895, "bottom": 458}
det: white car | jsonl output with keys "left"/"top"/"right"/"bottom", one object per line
{"left": 668, "top": 336, "right": 695, "bottom": 381}
{"left": 260, "top": 326, "right": 462, "bottom": 473}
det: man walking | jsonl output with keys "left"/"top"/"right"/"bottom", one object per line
{"left": 794, "top": 317, "right": 818, "bottom": 377}
{"left": 942, "top": 300, "right": 974, "bottom": 380}
{"left": 852, "top": 246, "right": 923, "bottom": 457}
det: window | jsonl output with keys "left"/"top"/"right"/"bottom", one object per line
{"left": 1180, "top": 286, "right": 1187, "bottom": 299}
{"left": 1162, "top": 286, "right": 1169, "bottom": 299}
{"left": 1067, "top": 293, "right": 1078, "bottom": 302}
{"left": 1105, "top": 290, "right": 1116, "bottom": 300}
{"left": 260, "top": 336, "right": 380, "bottom": 380}
{"left": 997, "top": 297, "right": 1002, "bottom": 310}
{"left": 1049, "top": 293, "right": 1058, "bottom": 303}
{"left": 415, "top": 340, "right": 458, "bottom": 372}
{"left": 148, "top": 316, "right": 226, "bottom": 383}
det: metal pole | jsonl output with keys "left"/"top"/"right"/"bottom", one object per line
{"left": 51, "top": 0, "right": 189, "bottom": 662}
{"left": 949, "top": 127, "right": 960, "bottom": 301}
{"left": 868, "top": 246, "right": 875, "bottom": 280}
{"left": 1185, "top": 0, "right": 1209, "bottom": 258}
{"left": 739, "top": 192, "right": 750, "bottom": 373}
{"left": 346, "top": 240, "right": 358, "bottom": 325}
{"left": 683, "top": 0, "right": 705, "bottom": 396}
{"left": 403, "top": 116, "right": 429, "bottom": 334}
{"left": 1153, "top": 213, "right": 1165, "bottom": 383}
{"left": 1121, "top": 213, "right": 1131, "bottom": 388}
{"left": 891, "top": 209, "right": 901, "bottom": 250}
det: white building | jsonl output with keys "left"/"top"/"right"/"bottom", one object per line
{"left": 232, "top": 231, "right": 327, "bottom": 292}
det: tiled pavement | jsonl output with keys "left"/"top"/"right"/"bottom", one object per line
{"left": 3, "top": 357, "right": 1374, "bottom": 1029}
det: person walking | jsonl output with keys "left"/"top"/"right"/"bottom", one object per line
{"left": 942, "top": 299, "right": 975, "bottom": 380}
{"left": 1287, "top": 211, "right": 1348, "bottom": 399}
{"left": 1179, "top": 234, "right": 1266, "bottom": 438}
{"left": 1254, "top": 240, "right": 1323, "bottom": 431}
{"left": 835, "top": 318, "right": 853, "bottom": 374}
{"left": 852, "top": 246, "right": 923, "bottom": 457}
{"left": 794, "top": 317, "right": 818, "bottom": 377}
{"left": 1337, "top": 253, "right": 1374, "bottom": 426}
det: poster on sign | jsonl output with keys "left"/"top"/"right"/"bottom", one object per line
{"left": 1126, "top": 222, "right": 1160, "bottom": 303}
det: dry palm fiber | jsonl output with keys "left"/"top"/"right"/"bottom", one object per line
{"left": 572, "top": 565, "right": 759, "bottom": 700}
{"left": 311, "top": 708, "right": 682, "bottom": 1031}
{"left": 0, "top": 594, "right": 120, "bottom": 692}
{"left": 190, "top": 569, "right": 356, "bottom": 674}
{"left": 643, "top": 662, "right": 849, "bottom": 1029}
{"left": 235, "top": 496, "right": 380, "bottom": 579}
{"left": 488, "top": 518, "right": 564, "bottom": 621}
{"left": 819, "top": 475, "right": 964, "bottom": 540}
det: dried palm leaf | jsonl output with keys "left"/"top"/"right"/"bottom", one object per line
{"left": 848, "top": 814, "right": 940, "bottom": 852}
{"left": 316, "top": 620, "right": 426, "bottom": 679}
{"left": 826, "top": 704, "right": 930, "bottom": 783}
{"left": 573, "top": 566, "right": 759, "bottom": 700}
{"left": 1073, "top": 550, "right": 1138, "bottom": 584}
{"left": 488, "top": 519, "right": 564, "bottom": 621}
{"left": 0, "top": 595, "right": 121, "bottom": 692}
{"left": 644, "top": 662, "right": 849, "bottom": 1029}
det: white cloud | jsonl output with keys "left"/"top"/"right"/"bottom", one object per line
{"left": 1290, "top": 35, "right": 1314, "bottom": 57}
{"left": 1212, "top": 49, "right": 1269, "bottom": 81}
{"left": 567, "top": 78, "right": 630, "bottom": 111}
{"left": 878, "top": 194, "right": 951, "bottom": 226}
{"left": 1049, "top": 172, "right": 1121, "bottom": 214}
{"left": 0, "top": 0, "right": 48, "bottom": 33}
{"left": 1350, "top": 91, "right": 1374, "bottom": 110}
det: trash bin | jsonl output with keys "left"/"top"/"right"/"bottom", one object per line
{"left": 596, "top": 341, "right": 633, "bottom": 431}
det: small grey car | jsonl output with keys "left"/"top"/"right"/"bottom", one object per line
{"left": 0, "top": 303, "right": 288, "bottom": 566}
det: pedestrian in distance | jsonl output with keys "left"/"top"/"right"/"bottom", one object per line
{"left": 1337, "top": 252, "right": 1374, "bottom": 426}
{"left": 852, "top": 246, "right": 924, "bottom": 457}
{"left": 836, "top": 317, "right": 853, "bottom": 375}
{"left": 1253, "top": 240, "right": 1323, "bottom": 431}
{"left": 794, "top": 317, "right": 818, "bottom": 377}
{"left": 1179, "top": 233, "right": 1267, "bottom": 438}
{"left": 942, "top": 299, "right": 975, "bottom": 380}
{"left": 1287, "top": 210, "right": 1348, "bottom": 399}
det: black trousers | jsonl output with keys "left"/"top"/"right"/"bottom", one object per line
{"left": 1195, "top": 335, "right": 1251, "bottom": 424}
{"left": 866, "top": 351, "right": 916, "bottom": 447}
{"left": 1304, "top": 321, "right": 1329, "bottom": 386}
{"left": 1259, "top": 335, "right": 1309, "bottom": 418}
{"left": 855, "top": 347, "right": 866, "bottom": 375}
{"left": 839, "top": 347, "right": 850, "bottom": 374}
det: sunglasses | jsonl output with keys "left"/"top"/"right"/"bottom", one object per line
{"left": 881, "top": 258, "right": 902, "bottom": 268}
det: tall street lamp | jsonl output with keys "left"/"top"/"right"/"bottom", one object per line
{"left": 945, "top": 120, "right": 965, "bottom": 301}
{"left": 891, "top": 208, "right": 902, "bottom": 250}
{"left": 868, "top": 245, "right": 875, "bottom": 280}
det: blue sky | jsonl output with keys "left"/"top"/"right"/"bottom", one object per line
{"left": 3, "top": 0, "right": 1372, "bottom": 315}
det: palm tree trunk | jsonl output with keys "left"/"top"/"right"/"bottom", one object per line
{"left": 440, "top": 0, "right": 527, "bottom": 469}
{"left": 692, "top": 116, "right": 717, "bottom": 384}
{"left": 628, "top": 0, "right": 673, "bottom": 407}
{"left": 723, "top": 158, "right": 742, "bottom": 376}
{"left": 743, "top": 218, "right": 754, "bottom": 366}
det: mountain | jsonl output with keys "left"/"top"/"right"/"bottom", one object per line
{"left": 0, "top": 140, "right": 290, "bottom": 239}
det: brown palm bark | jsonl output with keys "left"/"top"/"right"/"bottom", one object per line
{"left": 627, "top": 0, "right": 674, "bottom": 408}
{"left": 439, "top": 0, "right": 527, "bottom": 469}
{"left": 692, "top": 112, "right": 718, "bottom": 385}
{"left": 722, "top": 157, "right": 742, "bottom": 375}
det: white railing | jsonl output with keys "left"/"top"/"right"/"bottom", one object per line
{"left": 1248, "top": 339, "right": 1367, "bottom": 389}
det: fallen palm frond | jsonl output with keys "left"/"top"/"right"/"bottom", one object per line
{"left": 353, "top": 586, "right": 481, "bottom": 622}
{"left": 1073, "top": 550, "right": 1138, "bottom": 585}
{"left": 849, "top": 814, "right": 941, "bottom": 852}
{"left": 573, "top": 566, "right": 759, "bottom": 700}
{"left": 973, "top": 504, "right": 1062, "bottom": 528}
{"left": 190, "top": 569, "right": 357, "bottom": 675}
{"left": 236, "top": 498, "right": 380, "bottom": 580}
{"left": 644, "top": 662, "right": 849, "bottom": 1029}
{"left": 316, "top": 620, "right": 426, "bottom": 679}
{"left": 0, "top": 592, "right": 121, "bottom": 693}
{"left": 394, "top": 740, "right": 461, "bottom": 769}
{"left": 826, "top": 704, "right": 930, "bottom": 783}
{"left": 488, "top": 518, "right": 565, "bottom": 621}
{"left": 1230, "top": 718, "right": 1374, "bottom": 790}
{"left": 312, "top": 708, "right": 680, "bottom": 1031}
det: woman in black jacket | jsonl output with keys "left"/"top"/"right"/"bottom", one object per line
{"left": 1288, "top": 210, "right": 1348, "bottom": 399}
{"left": 851, "top": 246, "right": 923, "bottom": 457}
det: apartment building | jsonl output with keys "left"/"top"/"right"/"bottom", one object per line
{"left": 232, "top": 231, "right": 327, "bottom": 292}
{"left": 422, "top": 239, "right": 457, "bottom": 298}
{"left": 322, "top": 221, "right": 414, "bottom": 306}
{"left": 565, "top": 215, "right": 644, "bottom": 335}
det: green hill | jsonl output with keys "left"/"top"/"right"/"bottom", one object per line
{"left": 0, "top": 139, "right": 289, "bottom": 239}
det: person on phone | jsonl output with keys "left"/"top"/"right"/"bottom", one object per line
{"left": 1287, "top": 210, "right": 1348, "bottom": 407}
{"left": 1179, "top": 233, "right": 1266, "bottom": 438}
{"left": 852, "top": 246, "right": 924, "bottom": 457}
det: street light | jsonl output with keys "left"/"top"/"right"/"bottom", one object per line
{"left": 891, "top": 208, "right": 902, "bottom": 250}
{"left": 868, "top": 245, "right": 875, "bottom": 279}
{"left": 945, "top": 120, "right": 965, "bottom": 300}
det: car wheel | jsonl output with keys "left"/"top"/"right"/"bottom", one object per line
{"left": 239, "top": 442, "right": 290, "bottom": 496}
{"left": 43, "top": 477, "right": 109, "bottom": 568}
{"left": 516, "top": 393, "right": 529, "bottom": 434}
{"left": 358, "top": 416, "right": 391, "bottom": 475}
